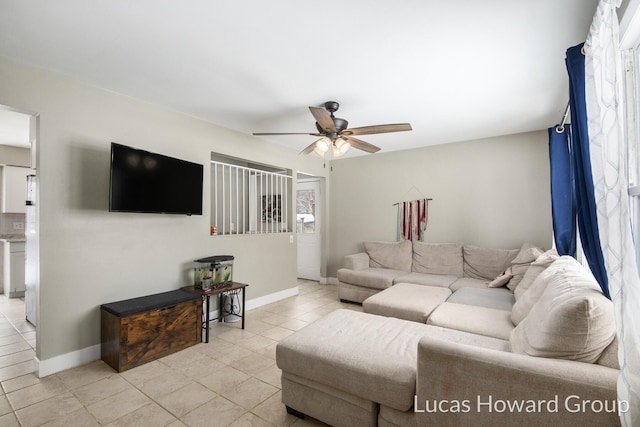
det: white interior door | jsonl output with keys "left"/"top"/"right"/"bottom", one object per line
{"left": 296, "top": 179, "right": 321, "bottom": 281}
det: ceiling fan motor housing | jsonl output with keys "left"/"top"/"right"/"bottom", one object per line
{"left": 316, "top": 117, "right": 348, "bottom": 136}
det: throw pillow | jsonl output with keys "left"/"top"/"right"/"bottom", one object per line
{"left": 488, "top": 269, "right": 514, "bottom": 288}
{"left": 364, "top": 241, "right": 412, "bottom": 272}
{"left": 510, "top": 257, "right": 616, "bottom": 363}
{"left": 412, "top": 242, "right": 464, "bottom": 277}
{"left": 513, "top": 248, "right": 559, "bottom": 300}
{"left": 506, "top": 243, "right": 545, "bottom": 292}
{"left": 463, "top": 245, "right": 519, "bottom": 281}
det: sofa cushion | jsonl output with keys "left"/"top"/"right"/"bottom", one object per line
{"left": 276, "top": 309, "right": 432, "bottom": 412}
{"left": 412, "top": 242, "right": 463, "bottom": 277}
{"left": 364, "top": 241, "right": 412, "bottom": 271}
{"left": 447, "top": 287, "right": 515, "bottom": 311}
{"left": 337, "top": 267, "right": 406, "bottom": 291}
{"left": 393, "top": 272, "right": 458, "bottom": 288}
{"left": 513, "top": 248, "right": 559, "bottom": 300}
{"left": 427, "top": 302, "right": 514, "bottom": 340}
{"left": 511, "top": 256, "right": 568, "bottom": 325}
{"left": 363, "top": 283, "right": 452, "bottom": 323}
{"left": 463, "top": 245, "right": 519, "bottom": 280}
{"left": 510, "top": 257, "right": 616, "bottom": 363}
{"left": 449, "top": 277, "right": 492, "bottom": 292}
{"left": 506, "top": 242, "right": 545, "bottom": 291}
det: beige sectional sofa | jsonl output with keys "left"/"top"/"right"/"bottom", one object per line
{"left": 336, "top": 240, "right": 523, "bottom": 303}
{"left": 276, "top": 241, "right": 620, "bottom": 426}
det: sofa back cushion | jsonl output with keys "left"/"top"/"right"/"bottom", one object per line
{"left": 463, "top": 245, "right": 519, "bottom": 280}
{"left": 506, "top": 243, "right": 545, "bottom": 292}
{"left": 364, "top": 241, "right": 412, "bottom": 272}
{"left": 412, "top": 242, "right": 463, "bottom": 277}
{"left": 510, "top": 256, "right": 616, "bottom": 363}
{"left": 513, "top": 249, "right": 559, "bottom": 301}
{"left": 511, "top": 255, "right": 566, "bottom": 325}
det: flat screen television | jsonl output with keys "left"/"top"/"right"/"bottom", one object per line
{"left": 109, "top": 142, "right": 203, "bottom": 215}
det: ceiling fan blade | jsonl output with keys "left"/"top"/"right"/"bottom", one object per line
{"left": 343, "top": 136, "right": 380, "bottom": 153}
{"left": 342, "top": 123, "right": 412, "bottom": 136}
{"left": 309, "top": 106, "right": 336, "bottom": 133}
{"left": 299, "top": 141, "right": 319, "bottom": 155}
{"left": 253, "top": 132, "right": 322, "bottom": 136}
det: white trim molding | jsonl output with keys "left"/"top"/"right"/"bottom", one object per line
{"left": 37, "top": 344, "right": 101, "bottom": 378}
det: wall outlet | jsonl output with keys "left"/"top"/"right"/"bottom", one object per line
{"left": 13, "top": 222, "right": 24, "bottom": 230}
{"left": 289, "top": 235, "right": 294, "bottom": 243}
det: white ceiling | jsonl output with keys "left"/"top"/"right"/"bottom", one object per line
{"left": 0, "top": 0, "right": 598, "bottom": 157}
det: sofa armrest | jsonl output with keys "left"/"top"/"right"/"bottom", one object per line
{"left": 343, "top": 253, "right": 370, "bottom": 270}
{"left": 416, "top": 335, "right": 620, "bottom": 426}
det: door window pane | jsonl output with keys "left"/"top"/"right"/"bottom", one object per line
{"left": 296, "top": 189, "right": 316, "bottom": 233}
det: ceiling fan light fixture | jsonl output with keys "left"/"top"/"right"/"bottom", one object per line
{"left": 312, "top": 137, "right": 331, "bottom": 157}
{"left": 253, "top": 101, "right": 411, "bottom": 157}
{"left": 334, "top": 137, "right": 351, "bottom": 155}
{"left": 316, "top": 137, "right": 330, "bottom": 152}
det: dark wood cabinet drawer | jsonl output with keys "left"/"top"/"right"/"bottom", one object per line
{"left": 101, "top": 290, "right": 202, "bottom": 372}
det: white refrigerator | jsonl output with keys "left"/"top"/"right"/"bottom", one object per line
{"left": 25, "top": 174, "right": 37, "bottom": 326}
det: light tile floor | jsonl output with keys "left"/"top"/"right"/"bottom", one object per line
{"left": 0, "top": 280, "right": 363, "bottom": 426}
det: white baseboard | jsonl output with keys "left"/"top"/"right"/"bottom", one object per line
{"left": 245, "top": 285, "right": 299, "bottom": 310}
{"left": 207, "top": 285, "right": 299, "bottom": 318}
{"left": 324, "top": 277, "right": 338, "bottom": 285}
{"left": 37, "top": 344, "right": 101, "bottom": 378}
{"left": 36, "top": 285, "right": 300, "bottom": 377}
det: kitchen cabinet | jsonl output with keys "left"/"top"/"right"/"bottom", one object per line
{"left": 1, "top": 165, "right": 34, "bottom": 213}
{"left": 2, "top": 240, "right": 25, "bottom": 298}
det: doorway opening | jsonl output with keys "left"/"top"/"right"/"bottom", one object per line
{"left": 0, "top": 105, "right": 38, "bottom": 358}
{"left": 296, "top": 174, "right": 325, "bottom": 282}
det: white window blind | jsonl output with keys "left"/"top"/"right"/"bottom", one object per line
{"left": 211, "top": 160, "right": 291, "bottom": 235}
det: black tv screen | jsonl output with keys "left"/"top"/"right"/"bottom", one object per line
{"left": 109, "top": 142, "right": 203, "bottom": 215}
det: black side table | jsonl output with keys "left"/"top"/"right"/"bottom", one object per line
{"left": 183, "top": 282, "right": 248, "bottom": 343}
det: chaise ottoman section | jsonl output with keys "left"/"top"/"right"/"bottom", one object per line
{"left": 363, "top": 283, "right": 452, "bottom": 323}
{"left": 276, "top": 309, "right": 433, "bottom": 414}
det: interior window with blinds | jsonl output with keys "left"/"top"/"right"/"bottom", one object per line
{"left": 211, "top": 154, "right": 292, "bottom": 235}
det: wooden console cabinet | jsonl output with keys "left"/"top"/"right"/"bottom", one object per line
{"left": 101, "top": 289, "right": 202, "bottom": 372}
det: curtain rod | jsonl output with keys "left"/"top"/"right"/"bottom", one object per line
{"left": 556, "top": 102, "right": 571, "bottom": 133}
{"left": 392, "top": 198, "right": 432, "bottom": 206}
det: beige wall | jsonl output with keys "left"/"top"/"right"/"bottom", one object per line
{"left": 328, "top": 131, "right": 553, "bottom": 276}
{"left": 0, "top": 57, "right": 329, "bottom": 363}
{"left": 0, "top": 55, "right": 554, "bottom": 367}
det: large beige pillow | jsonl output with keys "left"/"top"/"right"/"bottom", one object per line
{"left": 511, "top": 255, "right": 567, "bottom": 325}
{"left": 412, "top": 242, "right": 463, "bottom": 277}
{"left": 510, "top": 257, "right": 615, "bottom": 363}
{"left": 513, "top": 249, "right": 559, "bottom": 301}
{"left": 506, "top": 243, "right": 544, "bottom": 292}
{"left": 463, "top": 245, "right": 519, "bottom": 280}
{"left": 364, "top": 241, "right": 412, "bottom": 272}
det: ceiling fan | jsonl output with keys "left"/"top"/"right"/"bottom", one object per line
{"left": 253, "top": 101, "right": 412, "bottom": 157}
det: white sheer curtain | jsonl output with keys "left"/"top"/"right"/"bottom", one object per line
{"left": 585, "top": 0, "right": 640, "bottom": 425}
